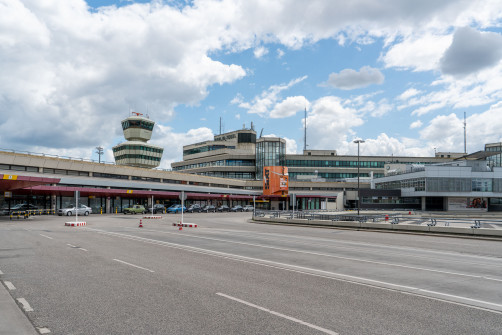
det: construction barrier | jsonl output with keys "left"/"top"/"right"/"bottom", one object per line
{"left": 65, "top": 222, "right": 87, "bottom": 227}
{"left": 172, "top": 223, "right": 198, "bottom": 228}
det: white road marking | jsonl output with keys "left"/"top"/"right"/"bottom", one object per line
{"left": 67, "top": 244, "right": 76, "bottom": 247}
{"left": 4, "top": 281, "right": 16, "bottom": 290}
{"left": 0, "top": 269, "right": 3, "bottom": 275}
{"left": 128, "top": 227, "right": 502, "bottom": 282}
{"left": 79, "top": 248, "right": 88, "bottom": 252}
{"left": 37, "top": 327, "right": 51, "bottom": 334}
{"left": 17, "top": 298, "right": 34, "bottom": 312}
{"left": 217, "top": 292, "right": 339, "bottom": 335}
{"left": 39, "top": 234, "right": 53, "bottom": 240}
{"left": 88, "top": 228, "right": 502, "bottom": 313}
{"left": 113, "top": 259, "right": 154, "bottom": 273}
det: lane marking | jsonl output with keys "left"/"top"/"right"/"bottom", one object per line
{"left": 201, "top": 229, "right": 502, "bottom": 268}
{"left": 217, "top": 292, "right": 339, "bottom": 335}
{"left": 39, "top": 234, "right": 53, "bottom": 240}
{"left": 113, "top": 259, "right": 154, "bottom": 273}
{"left": 87, "top": 228, "right": 502, "bottom": 313}
{"left": 17, "top": 298, "right": 34, "bottom": 312}
{"left": 4, "top": 281, "right": 16, "bottom": 290}
{"left": 79, "top": 248, "right": 88, "bottom": 252}
{"left": 67, "top": 244, "right": 76, "bottom": 248}
{"left": 198, "top": 228, "right": 502, "bottom": 263}
{"left": 37, "top": 327, "right": 51, "bottom": 334}
{"left": 0, "top": 269, "right": 3, "bottom": 275}
{"left": 127, "top": 227, "right": 502, "bottom": 282}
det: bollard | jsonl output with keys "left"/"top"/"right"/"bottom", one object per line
{"left": 100, "top": 207, "right": 103, "bottom": 215}
{"left": 115, "top": 207, "right": 118, "bottom": 214}
{"left": 385, "top": 214, "right": 389, "bottom": 221}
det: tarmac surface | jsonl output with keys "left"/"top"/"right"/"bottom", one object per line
{"left": 1, "top": 212, "right": 502, "bottom": 334}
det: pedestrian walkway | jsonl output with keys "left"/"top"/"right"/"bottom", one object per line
{"left": 0, "top": 281, "right": 38, "bottom": 335}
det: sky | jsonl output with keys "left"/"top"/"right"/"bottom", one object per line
{"left": 1, "top": 0, "right": 502, "bottom": 169}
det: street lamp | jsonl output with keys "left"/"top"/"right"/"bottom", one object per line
{"left": 353, "top": 139, "right": 365, "bottom": 215}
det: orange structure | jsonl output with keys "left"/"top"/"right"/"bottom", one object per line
{"left": 263, "top": 166, "right": 288, "bottom": 196}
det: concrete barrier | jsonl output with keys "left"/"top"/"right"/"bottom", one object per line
{"left": 253, "top": 216, "right": 502, "bottom": 239}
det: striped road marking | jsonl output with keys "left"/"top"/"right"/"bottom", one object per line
{"left": 17, "top": 298, "right": 34, "bottom": 312}
{"left": 4, "top": 281, "right": 16, "bottom": 290}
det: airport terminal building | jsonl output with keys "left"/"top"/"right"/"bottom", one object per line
{"left": 3, "top": 121, "right": 502, "bottom": 213}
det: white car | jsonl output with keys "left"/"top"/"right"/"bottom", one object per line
{"left": 57, "top": 204, "right": 92, "bottom": 216}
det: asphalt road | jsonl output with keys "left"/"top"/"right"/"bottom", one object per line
{"left": 1, "top": 212, "right": 502, "bottom": 334}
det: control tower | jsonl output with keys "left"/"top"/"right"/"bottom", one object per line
{"left": 112, "top": 112, "right": 164, "bottom": 168}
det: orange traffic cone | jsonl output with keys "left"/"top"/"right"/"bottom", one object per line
{"left": 139, "top": 219, "right": 143, "bottom": 228}
{"left": 179, "top": 225, "right": 182, "bottom": 231}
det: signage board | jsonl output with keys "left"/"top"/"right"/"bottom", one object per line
{"left": 263, "top": 166, "right": 288, "bottom": 196}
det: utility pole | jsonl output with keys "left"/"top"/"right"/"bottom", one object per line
{"left": 95, "top": 146, "right": 104, "bottom": 163}
{"left": 464, "top": 112, "right": 467, "bottom": 154}
{"left": 304, "top": 107, "right": 307, "bottom": 152}
{"left": 353, "top": 139, "right": 365, "bottom": 216}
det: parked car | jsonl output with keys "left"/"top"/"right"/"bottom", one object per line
{"left": 123, "top": 205, "right": 147, "bottom": 214}
{"left": 187, "top": 204, "right": 202, "bottom": 213}
{"left": 230, "top": 205, "right": 243, "bottom": 212}
{"left": 0, "top": 203, "right": 39, "bottom": 215}
{"left": 57, "top": 204, "right": 92, "bottom": 216}
{"left": 167, "top": 204, "right": 186, "bottom": 214}
{"left": 242, "top": 205, "right": 254, "bottom": 212}
{"left": 202, "top": 205, "right": 216, "bottom": 213}
{"left": 217, "top": 205, "right": 230, "bottom": 212}
{"left": 147, "top": 204, "right": 165, "bottom": 214}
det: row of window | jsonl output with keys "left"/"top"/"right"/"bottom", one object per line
{"left": 174, "top": 159, "right": 256, "bottom": 170}
{"left": 121, "top": 120, "right": 154, "bottom": 131}
{"left": 115, "top": 154, "right": 161, "bottom": 162}
{"left": 198, "top": 172, "right": 255, "bottom": 179}
{"left": 183, "top": 145, "right": 235, "bottom": 156}
{"left": 290, "top": 172, "right": 370, "bottom": 179}
{"left": 376, "top": 177, "right": 502, "bottom": 193}
{"left": 286, "top": 160, "right": 385, "bottom": 168}
{"left": 113, "top": 145, "right": 163, "bottom": 154}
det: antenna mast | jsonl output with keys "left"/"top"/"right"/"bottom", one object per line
{"left": 464, "top": 112, "right": 467, "bottom": 154}
{"left": 303, "top": 107, "right": 307, "bottom": 152}
{"left": 219, "top": 117, "right": 222, "bottom": 135}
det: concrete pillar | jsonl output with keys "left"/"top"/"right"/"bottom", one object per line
{"left": 51, "top": 194, "right": 57, "bottom": 211}
{"left": 421, "top": 196, "right": 426, "bottom": 211}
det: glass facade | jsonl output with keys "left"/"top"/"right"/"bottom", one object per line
{"left": 286, "top": 160, "right": 384, "bottom": 168}
{"left": 183, "top": 145, "right": 235, "bottom": 156}
{"left": 121, "top": 119, "right": 154, "bottom": 131}
{"left": 113, "top": 145, "right": 163, "bottom": 154}
{"left": 485, "top": 143, "right": 502, "bottom": 167}
{"left": 255, "top": 139, "right": 285, "bottom": 180}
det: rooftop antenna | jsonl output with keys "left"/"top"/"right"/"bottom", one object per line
{"left": 251, "top": 122, "right": 254, "bottom": 131}
{"left": 259, "top": 128, "right": 264, "bottom": 138}
{"left": 464, "top": 112, "right": 467, "bottom": 154}
{"left": 219, "top": 117, "right": 222, "bottom": 135}
{"left": 303, "top": 107, "right": 308, "bottom": 152}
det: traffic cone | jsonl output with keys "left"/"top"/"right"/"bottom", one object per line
{"left": 179, "top": 225, "right": 182, "bottom": 231}
{"left": 139, "top": 219, "right": 143, "bottom": 228}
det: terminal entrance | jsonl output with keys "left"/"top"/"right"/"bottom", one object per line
{"left": 425, "top": 197, "right": 445, "bottom": 211}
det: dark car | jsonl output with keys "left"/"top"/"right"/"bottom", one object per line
{"left": 202, "top": 205, "right": 216, "bottom": 213}
{"left": 187, "top": 204, "right": 202, "bottom": 213}
{"left": 230, "top": 205, "right": 243, "bottom": 212}
{"left": 147, "top": 204, "right": 165, "bottom": 214}
{"left": 217, "top": 205, "right": 230, "bottom": 212}
{"left": 0, "top": 203, "right": 38, "bottom": 215}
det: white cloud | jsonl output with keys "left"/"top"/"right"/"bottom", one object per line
{"left": 397, "top": 88, "right": 422, "bottom": 101}
{"left": 270, "top": 96, "right": 309, "bottom": 119}
{"left": 235, "top": 114, "right": 241, "bottom": 120}
{"left": 276, "top": 48, "right": 285, "bottom": 58}
{"left": 254, "top": 46, "right": 269, "bottom": 58}
{"left": 233, "top": 76, "right": 307, "bottom": 117}
{"left": 382, "top": 34, "right": 452, "bottom": 71}
{"left": 324, "top": 66, "right": 384, "bottom": 90}
{"left": 410, "top": 120, "right": 423, "bottom": 129}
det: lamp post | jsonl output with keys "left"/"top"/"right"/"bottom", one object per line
{"left": 353, "top": 139, "right": 365, "bottom": 216}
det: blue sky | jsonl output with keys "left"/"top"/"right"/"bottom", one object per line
{"left": 1, "top": 1, "right": 502, "bottom": 169}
